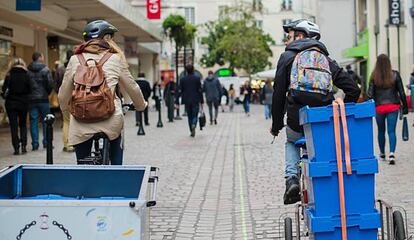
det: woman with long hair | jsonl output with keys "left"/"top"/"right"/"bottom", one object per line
{"left": 1, "top": 58, "right": 31, "bottom": 155}
{"left": 367, "top": 54, "right": 408, "bottom": 165}
{"left": 58, "top": 20, "right": 147, "bottom": 165}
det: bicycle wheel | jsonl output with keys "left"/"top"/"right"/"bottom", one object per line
{"left": 284, "top": 217, "right": 293, "bottom": 240}
{"left": 393, "top": 210, "right": 406, "bottom": 240}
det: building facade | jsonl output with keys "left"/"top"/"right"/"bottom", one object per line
{"left": 132, "top": 0, "right": 318, "bottom": 77}
{"left": 0, "top": 0, "right": 162, "bottom": 83}
{"left": 344, "top": 0, "right": 414, "bottom": 86}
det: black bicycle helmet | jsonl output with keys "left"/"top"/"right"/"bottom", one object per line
{"left": 83, "top": 20, "right": 119, "bottom": 41}
{"left": 283, "top": 19, "right": 321, "bottom": 40}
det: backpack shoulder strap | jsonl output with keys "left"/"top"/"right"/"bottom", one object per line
{"left": 76, "top": 54, "right": 87, "bottom": 66}
{"left": 98, "top": 52, "right": 113, "bottom": 66}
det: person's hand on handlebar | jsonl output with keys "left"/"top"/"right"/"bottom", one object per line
{"left": 122, "top": 103, "right": 135, "bottom": 114}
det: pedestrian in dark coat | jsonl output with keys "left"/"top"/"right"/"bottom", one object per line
{"left": 135, "top": 73, "right": 152, "bottom": 126}
{"left": 164, "top": 78, "right": 176, "bottom": 122}
{"left": 180, "top": 64, "right": 204, "bottom": 137}
{"left": 27, "top": 51, "right": 53, "bottom": 150}
{"left": 1, "top": 58, "right": 31, "bottom": 155}
{"left": 203, "top": 70, "right": 222, "bottom": 124}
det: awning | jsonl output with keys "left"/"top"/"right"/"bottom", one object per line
{"left": 254, "top": 69, "right": 276, "bottom": 79}
{"left": 0, "top": 0, "right": 162, "bottom": 43}
{"left": 343, "top": 42, "right": 369, "bottom": 58}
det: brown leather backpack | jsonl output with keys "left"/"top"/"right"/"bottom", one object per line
{"left": 69, "top": 52, "right": 115, "bottom": 123}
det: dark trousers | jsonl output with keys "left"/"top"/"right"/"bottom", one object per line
{"left": 185, "top": 103, "right": 199, "bottom": 132}
{"left": 135, "top": 106, "right": 149, "bottom": 125}
{"left": 207, "top": 100, "right": 219, "bottom": 122}
{"left": 74, "top": 135, "right": 123, "bottom": 165}
{"left": 6, "top": 105, "right": 28, "bottom": 150}
{"left": 167, "top": 95, "right": 175, "bottom": 121}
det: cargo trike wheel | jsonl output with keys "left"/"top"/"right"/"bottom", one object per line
{"left": 393, "top": 210, "right": 406, "bottom": 240}
{"left": 284, "top": 217, "right": 293, "bottom": 240}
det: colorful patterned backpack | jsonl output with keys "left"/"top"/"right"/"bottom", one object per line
{"left": 289, "top": 47, "right": 333, "bottom": 95}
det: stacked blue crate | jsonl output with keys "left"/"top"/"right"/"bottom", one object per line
{"left": 299, "top": 100, "right": 380, "bottom": 240}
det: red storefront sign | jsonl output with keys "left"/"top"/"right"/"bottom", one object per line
{"left": 147, "top": 0, "right": 161, "bottom": 19}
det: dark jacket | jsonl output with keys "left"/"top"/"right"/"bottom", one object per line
{"left": 135, "top": 78, "right": 152, "bottom": 101}
{"left": 272, "top": 39, "right": 360, "bottom": 133}
{"left": 367, "top": 70, "right": 408, "bottom": 114}
{"left": 347, "top": 69, "right": 363, "bottom": 87}
{"left": 203, "top": 76, "right": 222, "bottom": 102}
{"left": 27, "top": 61, "right": 53, "bottom": 103}
{"left": 409, "top": 73, "right": 414, "bottom": 86}
{"left": 2, "top": 67, "right": 31, "bottom": 108}
{"left": 180, "top": 74, "right": 203, "bottom": 105}
{"left": 240, "top": 85, "right": 252, "bottom": 102}
{"left": 54, "top": 65, "right": 66, "bottom": 92}
{"left": 164, "top": 81, "right": 176, "bottom": 101}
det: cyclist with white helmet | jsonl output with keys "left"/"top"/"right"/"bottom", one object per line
{"left": 270, "top": 19, "right": 360, "bottom": 204}
{"left": 58, "top": 20, "right": 147, "bottom": 165}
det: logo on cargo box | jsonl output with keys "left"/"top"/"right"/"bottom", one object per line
{"left": 96, "top": 216, "right": 108, "bottom": 232}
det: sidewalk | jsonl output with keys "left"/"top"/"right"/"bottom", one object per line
{"left": 0, "top": 105, "right": 413, "bottom": 239}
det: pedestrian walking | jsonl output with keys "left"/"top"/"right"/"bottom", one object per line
{"left": 55, "top": 50, "right": 75, "bottom": 152}
{"left": 1, "top": 58, "right": 31, "bottom": 155}
{"left": 27, "top": 52, "right": 54, "bottom": 151}
{"left": 270, "top": 19, "right": 360, "bottom": 204}
{"left": 203, "top": 70, "right": 221, "bottom": 125}
{"left": 220, "top": 84, "right": 228, "bottom": 112}
{"left": 240, "top": 80, "right": 252, "bottom": 116}
{"left": 406, "top": 64, "right": 414, "bottom": 113}
{"left": 153, "top": 80, "right": 162, "bottom": 112}
{"left": 135, "top": 73, "right": 151, "bottom": 126}
{"left": 164, "top": 78, "right": 176, "bottom": 122}
{"left": 346, "top": 65, "right": 363, "bottom": 90}
{"left": 367, "top": 54, "right": 408, "bottom": 165}
{"left": 261, "top": 79, "right": 273, "bottom": 119}
{"left": 228, "top": 84, "right": 236, "bottom": 112}
{"left": 180, "top": 64, "right": 203, "bottom": 137}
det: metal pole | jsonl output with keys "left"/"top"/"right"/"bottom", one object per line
{"left": 386, "top": 21, "right": 390, "bottom": 57}
{"left": 137, "top": 111, "right": 146, "bottom": 135}
{"left": 44, "top": 114, "right": 55, "bottom": 165}
{"left": 175, "top": 45, "right": 182, "bottom": 120}
{"left": 157, "top": 98, "right": 163, "bottom": 128}
{"left": 397, "top": 24, "right": 401, "bottom": 72}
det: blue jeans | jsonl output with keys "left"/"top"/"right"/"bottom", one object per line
{"left": 243, "top": 100, "right": 250, "bottom": 113}
{"left": 375, "top": 111, "right": 398, "bottom": 153}
{"left": 74, "top": 135, "right": 123, "bottom": 165}
{"left": 29, "top": 102, "right": 50, "bottom": 148}
{"left": 284, "top": 126, "right": 303, "bottom": 177}
{"left": 185, "top": 104, "right": 199, "bottom": 132}
{"left": 264, "top": 104, "right": 272, "bottom": 119}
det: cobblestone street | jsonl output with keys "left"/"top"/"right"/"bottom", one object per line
{"left": 0, "top": 104, "right": 413, "bottom": 239}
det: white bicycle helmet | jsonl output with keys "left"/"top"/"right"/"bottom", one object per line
{"left": 283, "top": 19, "right": 321, "bottom": 40}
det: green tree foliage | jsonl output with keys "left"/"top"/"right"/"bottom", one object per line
{"left": 162, "top": 14, "right": 197, "bottom": 49}
{"left": 201, "top": 6, "right": 274, "bottom": 76}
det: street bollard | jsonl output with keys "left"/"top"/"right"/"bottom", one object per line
{"left": 137, "top": 111, "right": 145, "bottom": 136}
{"left": 156, "top": 99, "right": 163, "bottom": 128}
{"left": 44, "top": 114, "right": 55, "bottom": 165}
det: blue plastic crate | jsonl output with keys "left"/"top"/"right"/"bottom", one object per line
{"left": 305, "top": 208, "right": 380, "bottom": 240}
{"left": 299, "top": 100, "right": 376, "bottom": 162}
{"left": 303, "top": 157, "right": 378, "bottom": 216}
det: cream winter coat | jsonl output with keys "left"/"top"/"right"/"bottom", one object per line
{"left": 58, "top": 52, "right": 147, "bottom": 145}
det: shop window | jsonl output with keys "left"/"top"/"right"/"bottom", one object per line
{"left": 281, "top": 0, "right": 292, "bottom": 11}
{"left": 256, "top": 20, "right": 263, "bottom": 29}
{"left": 184, "top": 7, "right": 195, "bottom": 25}
{"left": 0, "top": 39, "right": 12, "bottom": 81}
{"left": 282, "top": 19, "right": 292, "bottom": 43}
